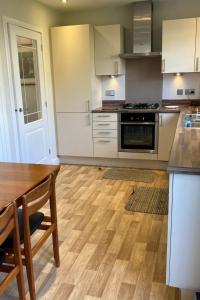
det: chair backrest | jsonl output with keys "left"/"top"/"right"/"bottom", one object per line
{"left": 0, "top": 203, "right": 15, "bottom": 245}
{"left": 22, "top": 175, "right": 52, "bottom": 216}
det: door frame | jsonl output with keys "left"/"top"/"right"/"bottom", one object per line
{"left": 2, "top": 16, "right": 58, "bottom": 163}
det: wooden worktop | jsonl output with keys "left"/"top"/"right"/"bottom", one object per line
{"left": 168, "top": 108, "right": 200, "bottom": 174}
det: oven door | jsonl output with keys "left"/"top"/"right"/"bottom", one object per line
{"left": 119, "top": 122, "right": 158, "bottom": 153}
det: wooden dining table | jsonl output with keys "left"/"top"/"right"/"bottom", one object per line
{"left": 0, "top": 162, "right": 60, "bottom": 209}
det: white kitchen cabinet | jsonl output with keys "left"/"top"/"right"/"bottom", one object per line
{"left": 162, "top": 18, "right": 196, "bottom": 73}
{"left": 94, "top": 25, "right": 125, "bottom": 76}
{"left": 51, "top": 25, "right": 101, "bottom": 112}
{"left": 93, "top": 138, "right": 118, "bottom": 158}
{"left": 56, "top": 113, "right": 93, "bottom": 157}
{"left": 92, "top": 113, "right": 118, "bottom": 158}
{"left": 167, "top": 173, "right": 200, "bottom": 290}
{"left": 158, "top": 113, "right": 179, "bottom": 161}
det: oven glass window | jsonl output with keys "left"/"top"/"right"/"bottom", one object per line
{"left": 121, "top": 124, "right": 155, "bottom": 150}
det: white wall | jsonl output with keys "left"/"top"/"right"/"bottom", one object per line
{"left": 163, "top": 73, "right": 200, "bottom": 100}
{"left": 0, "top": 0, "right": 62, "bottom": 162}
{"left": 101, "top": 75, "right": 125, "bottom": 101}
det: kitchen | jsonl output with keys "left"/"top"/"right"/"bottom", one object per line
{"left": 0, "top": 0, "right": 200, "bottom": 300}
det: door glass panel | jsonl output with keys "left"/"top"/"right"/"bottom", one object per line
{"left": 17, "top": 36, "right": 42, "bottom": 124}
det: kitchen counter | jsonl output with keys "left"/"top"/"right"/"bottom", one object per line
{"left": 92, "top": 106, "right": 181, "bottom": 113}
{"left": 168, "top": 107, "right": 200, "bottom": 175}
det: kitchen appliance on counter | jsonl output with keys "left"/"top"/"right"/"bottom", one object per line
{"left": 119, "top": 112, "right": 159, "bottom": 153}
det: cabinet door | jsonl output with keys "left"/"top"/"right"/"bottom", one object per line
{"left": 56, "top": 113, "right": 93, "bottom": 157}
{"left": 158, "top": 113, "right": 179, "bottom": 161}
{"left": 94, "top": 25, "right": 125, "bottom": 75}
{"left": 51, "top": 25, "right": 92, "bottom": 112}
{"left": 195, "top": 18, "right": 200, "bottom": 72}
{"left": 162, "top": 19, "right": 196, "bottom": 73}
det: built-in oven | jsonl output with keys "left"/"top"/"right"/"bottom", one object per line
{"left": 119, "top": 112, "right": 159, "bottom": 153}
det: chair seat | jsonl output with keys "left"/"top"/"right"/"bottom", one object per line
{"left": 1, "top": 209, "right": 44, "bottom": 249}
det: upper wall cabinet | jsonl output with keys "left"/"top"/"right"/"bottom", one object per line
{"left": 162, "top": 18, "right": 196, "bottom": 73}
{"left": 51, "top": 25, "right": 101, "bottom": 113}
{"left": 94, "top": 25, "right": 125, "bottom": 76}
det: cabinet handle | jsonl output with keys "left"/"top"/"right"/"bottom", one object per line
{"left": 196, "top": 57, "right": 199, "bottom": 72}
{"left": 86, "top": 100, "right": 90, "bottom": 112}
{"left": 97, "top": 123, "right": 110, "bottom": 126}
{"left": 114, "top": 61, "right": 119, "bottom": 75}
{"left": 160, "top": 114, "right": 163, "bottom": 127}
{"left": 87, "top": 114, "right": 91, "bottom": 126}
{"left": 97, "top": 140, "right": 111, "bottom": 143}
{"left": 96, "top": 115, "right": 110, "bottom": 118}
{"left": 162, "top": 59, "right": 165, "bottom": 73}
{"left": 97, "top": 132, "right": 110, "bottom": 135}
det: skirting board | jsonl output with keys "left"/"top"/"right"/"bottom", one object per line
{"left": 58, "top": 156, "right": 168, "bottom": 170}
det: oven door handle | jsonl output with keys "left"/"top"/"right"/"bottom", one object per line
{"left": 120, "top": 122, "right": 156, "bottom": 125}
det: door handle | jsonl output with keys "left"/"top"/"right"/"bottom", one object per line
{"left": 19, "top": 108, "right": 23, "bottom": 112}
{"left": 196, "top": 57, "right": 199, "bottom": 72}
{"left": 162, "top": 59, "right": 165, "bottom": 73}
{"left": 86, "top": 100, "right": 90, "bottom": 112}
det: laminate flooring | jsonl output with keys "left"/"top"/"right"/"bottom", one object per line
{"left": 2, "top": 165, "right": 180, "bottom": 300}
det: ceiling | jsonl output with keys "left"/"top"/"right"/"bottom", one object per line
{"left": 37, "top": 0, "right": 146, "bottom": 11}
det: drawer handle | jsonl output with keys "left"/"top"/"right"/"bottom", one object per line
{"left": 97, "top": 124, "right": 110, "bottom": 126}
{"left": 97, "top": 140, "right": 111, "bottom": 143}
{"left": 97, "top": 132, "right": 110, "bottom": 134}
{"left": 96, "top": 115, "right": 111, "bottom": 118}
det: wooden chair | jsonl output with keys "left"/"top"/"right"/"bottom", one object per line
{"left": 2, "top": 175, "right": 60, "bottom": 300}
{"left": 0, "top": 202, "right": 26, "bottom": 300}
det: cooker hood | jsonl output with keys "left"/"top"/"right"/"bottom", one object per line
{"left": 120, "top": 1, "right": 161, "bottom": 59}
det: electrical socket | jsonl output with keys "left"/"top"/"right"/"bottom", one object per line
{"left": 185, "top": 88, "right": 195, "bottom": 95}
{"left": 177, "top": 89, "right": 183, "bottom": 95}
{"left": 105, "top": 90, "right": 115, "bottom": 96}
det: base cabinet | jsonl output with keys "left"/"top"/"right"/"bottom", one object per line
{"left": 93, "top": 138, "right": 118, "bottom": 158}
{"left": 158, "top": 113, "right": 179, "bottom": 161}
{"left": 56, "top": 113, "right": 93, "bottom": 157}
{"left": 167, "top": 173, "right": 200, "bottom": 290}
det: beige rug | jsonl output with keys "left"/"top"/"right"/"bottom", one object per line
{"left": 103, "top": 168, "right": 159, "bottom": 183}
{"left": 125, "top": 187, "right": 168, "bottom": 215}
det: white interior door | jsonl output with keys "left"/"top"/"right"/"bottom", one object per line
{"left": 9, "top": 24, "right": 50, "bottom": 163}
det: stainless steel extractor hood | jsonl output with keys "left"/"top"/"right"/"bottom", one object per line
{"left": 120, "top": 1, "right": 161, "bottom": 59}
{"left": 133, "top": 1, "right": 152, "bottom": 54}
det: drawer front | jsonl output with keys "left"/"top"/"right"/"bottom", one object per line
{"left": 93, "top": 129, "right": 117, "bottom": 138}
{"left": 93, "top": 113, "right": 118, "bottom": 122}
{"left": 93, "top": 121, "right": 118, "bottom": 130}
{"left": 93, "top": 138, "right": 118, "bottom": 158}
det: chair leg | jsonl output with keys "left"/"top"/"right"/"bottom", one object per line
{"left": 52, "top": 228, "right": 60, "bottom": 267}
{"left": 50, "top": 174, "right": 60, "bottom": 267}
{"left": 24, "top": 246, "right": 36, "bottom": 300}
{"left": 16, "top": 269, "right": 26, "bottom": 300}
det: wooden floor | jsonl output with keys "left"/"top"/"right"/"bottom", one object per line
{"left": 2, "top": 165, "right": 180, "bottom": 300}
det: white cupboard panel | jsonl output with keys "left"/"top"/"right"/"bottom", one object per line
{"left": 93, "top": 113, "right": 118, "bottom": 122}
{"left": 158, "top": 113, "right": 179, "bottom": 161}
{"left": 51, "top": 25, "right": 94, "bottom": 112}
{"left": 94, "top": 138, "right": 118, "bottom": 158}
{"left": 162, "top": 18, "right": 196, "bottom": 73}
{"left": 167, "top": 174, "right": 200, "bottom": 289}
{"left": 94, "top": 25, "right": 125, "bottom": 75}
{"left": 56, "top": 113, "right": 93, "bottom": 157}
{"left": 93, "top": 122, "right": 118, "bottom": 130}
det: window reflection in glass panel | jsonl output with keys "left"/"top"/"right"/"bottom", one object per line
{"left": 17, "top": 36, "right": 42, "bottom": 124}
